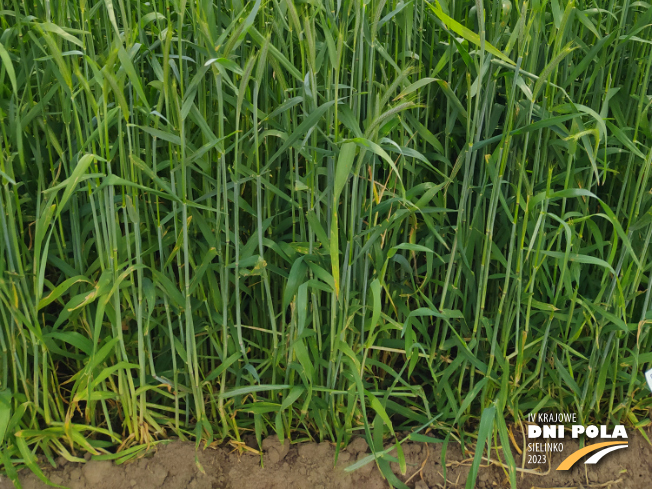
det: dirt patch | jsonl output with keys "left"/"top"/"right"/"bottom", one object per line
{"left": 1, "top": 430, "right": 651, "bottom": 489}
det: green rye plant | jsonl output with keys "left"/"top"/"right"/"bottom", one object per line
{"left": 1, "top": 0, "right": 652, "bottom": 487}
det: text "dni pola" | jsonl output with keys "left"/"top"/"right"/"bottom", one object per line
{"left": 529, "top": 425, "right": 627, "bottom": 439}
{"left": 527, "top": 413, "right": 627, "bottom": 439}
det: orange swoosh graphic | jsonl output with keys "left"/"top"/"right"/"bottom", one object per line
{"left": 556, "top": 442, "right": 628, "bottom": 470}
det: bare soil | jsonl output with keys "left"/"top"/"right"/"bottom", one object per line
{"left": 1, "top": 429, "right": 650, "bottom": 489}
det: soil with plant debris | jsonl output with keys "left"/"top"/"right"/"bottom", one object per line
{"left": 1, "top": 429, "right": 651, "bottom": 489}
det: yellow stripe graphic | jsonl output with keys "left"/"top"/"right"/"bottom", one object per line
{"left": 556, "top": 442, "right": 628, "bottom": 470}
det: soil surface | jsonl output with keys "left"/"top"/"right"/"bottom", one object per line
{"left": 1, "top": 429, "right": 651, "bottom": 489}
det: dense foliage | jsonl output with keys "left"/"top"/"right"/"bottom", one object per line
{"left": 1, "top": 0, "right": 652, "bottom": 486}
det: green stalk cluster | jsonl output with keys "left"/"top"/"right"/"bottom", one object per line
{"left": 1, "top": 0, "right": 652, "bottom": 486}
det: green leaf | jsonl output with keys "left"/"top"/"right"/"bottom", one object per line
{"left": 220, "top": 384, "right": 291, "bottom": 400}
{"left": 138, "top": 125, "right": 183, "bottom": 146}
{"left": 539, "top": 250, "right": 615, "bottom": 274}
{"left": 333, "top": 142, "right": 357, "bottom": 208}
{"left": 348, "top": 138, "right": 403, "bottom": 185}
{"left": 283, "top": 257, "right": 308, "bottom": 311}
{"left": 465, "top": 405, "right": 495, "bottom": 489}
{"left": 37, "top": 22, "right": 85, "bottom": 47}
{"left": 281, "top": 386, "right": 306, "bottom": 410}
{"left": 266, "top": 100, "right": 337, "bottom": 169}
{"left": 394, "top": 77, "right": 438, "bottom": 100}
{"left": 118, "top": 46, "right": 150, "bottom": 108}
{"left": 331, "top": 142, "right": 358, "bottom": 296}
{"left": 532, "top": 43, "right": 577, "bottom": 100}
{"left": 0, "top": 389, "right": 11, "bottom": 445}
{"left": 426, "top": 1, "right": 515, "bottom": 65}
{"left": 50, "top": 154, "right": 101, "bottom": 219}
{"left": 0, "top": 41, "right": 17, "bottom": 97}
{"left": 38, "top": 276, "right": 92, "bottom": 309}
